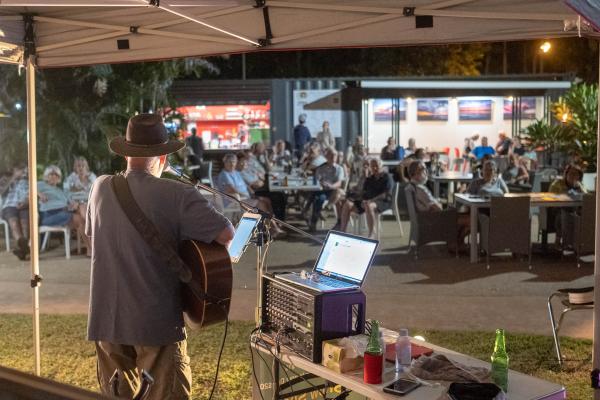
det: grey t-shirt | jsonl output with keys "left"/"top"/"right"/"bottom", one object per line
{"left": 86, "top": 170, "right": 231, "bottom": 346}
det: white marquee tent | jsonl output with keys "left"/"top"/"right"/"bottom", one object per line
{"left": 1, "top": 0, "right": 600, "bottom": 396}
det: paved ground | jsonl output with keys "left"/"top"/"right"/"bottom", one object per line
{"left": 0, "top": 216, "right": 594, "bottom": 339}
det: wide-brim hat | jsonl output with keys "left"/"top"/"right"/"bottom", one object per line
{"left": 109, "top": 113, "right": 185, "bottom": 157}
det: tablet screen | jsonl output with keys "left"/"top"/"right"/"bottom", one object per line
{"left": 228, "top": 215, "right": 260, "bottom": 262}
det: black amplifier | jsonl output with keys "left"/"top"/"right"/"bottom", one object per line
{"left": 261, "top": 274, "right": 366, "bottom": 363}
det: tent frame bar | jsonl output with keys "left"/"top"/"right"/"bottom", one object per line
{"left": 152, "top": 1, "right": 260, "bottom": 47}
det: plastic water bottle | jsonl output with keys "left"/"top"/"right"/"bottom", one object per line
{"left": 491, "top": 329, "right": 509, "bottom": 392}
{"left": 395, "top": 329, "right": 411, "bottom": 372}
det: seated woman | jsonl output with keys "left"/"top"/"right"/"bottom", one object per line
{"left": 63, "top": 156, "right": 97, "bottom": 221}
{"left": 468, "top": 160, "right": 509, "bottom": 197}
{"left": 236, "top": 151, "right": 264, "bottom": 190}
{"left": 38, "top": 165, "right": 90, "bottom": 255}
{"left": 300, "top": 142, "right": 327, "bottom": 172}
{"left": 338, "top": 158, "right": 391, "bottom": 239}
{"left": 216, "top": 153, "right": 283, "bottom": 235}
{"left": 380, "top": 137, "right": 398, "bottom": 160}
{"left": 502, "top": 154, "right": 529, "bottom": 185}
{"left": 549, "top": 163, "right": 587, "bottom": 194}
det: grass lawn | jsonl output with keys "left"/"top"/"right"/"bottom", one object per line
{"left": 0, "top": 314, "right": 592, "bottom": 399}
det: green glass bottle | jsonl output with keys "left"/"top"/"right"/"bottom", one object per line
{"left": 366, "top": 320, "right": 382, "bottom": 355}
{"left": 491, "top": 329, "right": 509, "bottom": 392}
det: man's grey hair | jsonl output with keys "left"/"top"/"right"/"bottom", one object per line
{"left": 223, "top": 153, "right": 237, "bottom": 163}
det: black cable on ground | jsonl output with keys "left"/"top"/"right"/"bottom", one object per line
{"left": 206, "top": 304, "right": 229, "bottom": 400}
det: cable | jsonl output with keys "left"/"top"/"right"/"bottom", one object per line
{"left": 206, "top": 304, "right": 229, "bottom": 400}
{"left": 275, "top": 329, "right": 295, "bottom": 395}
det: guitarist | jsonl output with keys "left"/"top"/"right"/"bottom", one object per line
{"left": 85, "top": 114, "right": 234, "bottom": 400}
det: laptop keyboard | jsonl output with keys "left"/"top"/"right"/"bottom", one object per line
{"left": 318, "top": 275, "right": 351, "bottom": 288}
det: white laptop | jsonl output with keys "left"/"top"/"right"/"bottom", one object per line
{"left": 275, "top": 231, "right": 379, "bottom": 292}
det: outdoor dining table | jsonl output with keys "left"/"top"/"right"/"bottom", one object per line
{"left": 431, "top": 172, "right": 473, "bottom": 200}
{"left": 268, "top": 173, "right": 322, "bottom": 192}
{"left": 454, "top": 193, "right": 583, "bottom": 263}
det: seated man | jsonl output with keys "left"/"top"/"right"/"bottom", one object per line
{"left": 471, "top": 136, "right": 496, "bottom": 160}
{"left": 308, "top": 148, "right": 345, "bottom": 232}
{"left": 407, "top": 160, "right": 469, "bottom": 247}
{"left": 468, "top": 160, "right": 509, "bottom": 197}
{"left": 1, "top": 164, "right": 29, "bottom": 260}
{"left": 339, "top": 157, "right": 391, "bottom": 238}
{"left": 216, "top": 153, "right": 283, "bottom": 235}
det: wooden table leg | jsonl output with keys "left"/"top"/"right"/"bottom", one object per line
{"left": 470, "top": 205, "right": 478, "bottom": 263}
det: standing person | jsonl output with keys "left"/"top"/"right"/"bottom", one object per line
{"left": 185, "top": 127, "right": 204, "bottom": 164}
{"left": 316, "top": 121, "right": 336, "bottom": 151}
{"left": 1, "top": 164, "right": 29, "bottom": 260}
{"left": 293, "top": 114, "right": 311, "bottom": 159}
{"left": 86, "top": 114, "right": 234, "bottom": 400}
{"left": 380, "top": 137, "right": 398, "bottom": 160}
{"left": 495, "top": 131, "right": 512, "bottom": 156}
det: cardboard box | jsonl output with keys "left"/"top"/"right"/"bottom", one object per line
{"left": 321, "top": 337, "right": 365, "bottom": 373}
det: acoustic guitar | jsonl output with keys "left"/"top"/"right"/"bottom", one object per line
{"left": 179, "top": 240, "right": 232, "bottom": 329}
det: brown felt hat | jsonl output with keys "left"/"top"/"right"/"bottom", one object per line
{"left": 109, "top": 113, "right": 184, "bottom": 157}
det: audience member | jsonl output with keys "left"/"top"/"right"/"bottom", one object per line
{"left": 468, "top": 160, "right": 508, "bottom": 197}
{"left": 339, "top": 158, "right": 391, "bottom": 238}
{"left": 471, "top": 136, "right": 495, "bottom": 160}
{"left": 511, "top": 136, "right": 526, "bottom": 156}
{"left": 307, "top": 148, "right": 345, "bottom": 231}
{"left": 216, "top": 154, "right": 283, "bottom": 235}
{"left": 495, "top": 131, "right": 512, "bottom": 156}
{"left": 405, "top": 138, "right": 417, "bottom": 157}
{"left": 396, "top": 148, "right": 426, "bottom": 182}
{"left": 463, "top": 134, "right": 480, "bottom": 158}
{"left": 549, "top": 163, "right": 587, "bottom": 194}
{"left": 316, "top": 121, "right": 336, "bottom": 151}
{"left": 1, "top": 164, "right": 29, "bottom": 260}
{"left": 502, "top": 154, "right": 529, "bottom": 185}
{"left": 38, "top": 165, "right": 90, "bottom": 255}
{"left": 380, "top": 137, "right": 398, "bottom": 160}
{"left": 185, "top": 127, "right": 204, "bottom": 164}
{"left": 301, "top": 142, "right": 327, "bottom": 172}
{"left": 236, "top": 152, "right": 264, "bottom": 190}
{"left": 64, "top": 156, "right": 97, "bottom": 222}
{"left": 271, "top": 140, "right": 292, "bottom": 167}
{"left": 293, "top": 114, "right": 311, "bottom": 157}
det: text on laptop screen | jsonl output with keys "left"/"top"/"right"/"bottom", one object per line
{"left": 228, "top": 216, "right": 259, "bottom": 262}
{"left": 314, "top": 232, "right": 378, "bottom": 284}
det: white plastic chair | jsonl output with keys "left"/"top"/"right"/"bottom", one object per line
{"left": 40, "top": 225, "right": 80, "bottom": 259}
{"left": 0, "top": 217, "right": 9, "bottom": 251}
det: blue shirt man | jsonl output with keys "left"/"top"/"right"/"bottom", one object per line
{"left": 471, "top": 136, "right": 495, "bottom": 160}
{"left": 293, "top": 114, "right": 311, "bottom": 155}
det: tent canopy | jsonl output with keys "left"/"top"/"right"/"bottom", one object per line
{"left": 0, "top": 0, "right": 597, "bottom": 68}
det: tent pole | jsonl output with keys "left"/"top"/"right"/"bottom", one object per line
{"left": 594, "top": 39, "right": 600, "bottom": 400}
{"left": 25, "top": 55, "right": 41, "bottom": 376}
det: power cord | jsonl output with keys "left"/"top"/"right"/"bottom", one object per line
{"left": 249, "top": 327, "right": 266, "bottom": 400}
{"left": 206, "top": 303, "right": 229, "bottom": 400}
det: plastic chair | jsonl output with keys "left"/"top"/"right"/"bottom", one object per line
{"left": 0, "top": 218, "right": 9, "bottom": 252}
{"left": 405, "top": 184, "right": 457, "bottom": 259}
{"left": 40, "top": 225, "right": 81, "bottom": 259}
{"left": 478, "top": 196, "right": 531, "bottom": 269}
{"left": 547, "top": 287, "right": 593, "bottom": 365}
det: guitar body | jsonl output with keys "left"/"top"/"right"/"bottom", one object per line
{"left": 179, "top": 240, "right": 232, "bottom": 329}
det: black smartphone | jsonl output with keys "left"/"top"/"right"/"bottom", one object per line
{"left": 382, "top": 378, "right": 421, "bottom": 396}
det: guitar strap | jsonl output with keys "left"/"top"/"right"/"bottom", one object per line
{"left": 110, "top": 173, "right": 212, "bottom": 303}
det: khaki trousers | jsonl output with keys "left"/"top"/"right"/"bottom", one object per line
{"left": 95, "top": 340, "right": 192, "bottom": 400}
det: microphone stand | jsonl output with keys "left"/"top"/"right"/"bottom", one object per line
{"left": 165, "top": 166, "right": 323, "bottom": 327}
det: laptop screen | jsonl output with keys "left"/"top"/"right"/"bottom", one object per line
{"left": 228, "top": 214, "right": 260, "bottom": 263}
{"left": 314, "top": 231, "right": 379, "bottom": 285}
